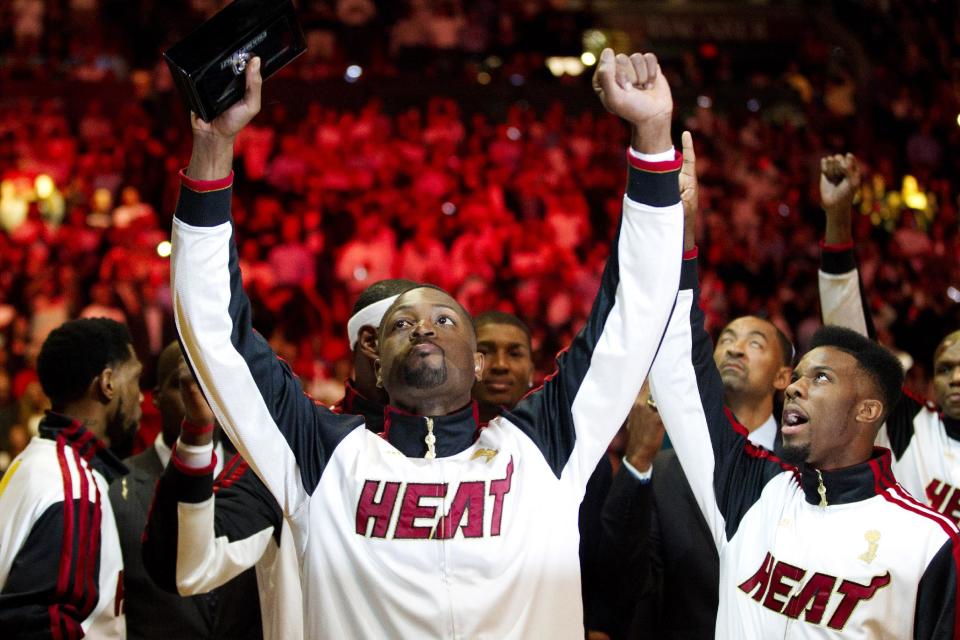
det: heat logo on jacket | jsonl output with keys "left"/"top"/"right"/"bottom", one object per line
{"left": 927, "top": 479, "right": 960, "bottom": 525}
{"left": 356, "top": 458, "right": 514, "bottom": 539}
{"left": 738, "top": 552, "right": 892, "bottom": 631}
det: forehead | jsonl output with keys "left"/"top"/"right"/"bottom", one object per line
{"left": 935, "top": 335, "right": 960, "bottom": 365}
{"left": 477, "top": 323, "right": 530, "bottom": 347}
{"left": 797, "top": 346, "right": 857, "bottom": 373}
{"left": 388, "top": 288, "right": 464, "bottom": 317}
{"left": 721, "top": 316, "right": 776, "bottom": 340}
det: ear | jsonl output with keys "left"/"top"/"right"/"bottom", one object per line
{"left": 98, "top": 368, "right": 116, "bottom": 404}
{"left": 357, "top": 325, "right": 378, "bottom": 361}
{"left": 772, "top": 366, "right": 793, "bottom": 392}
{"left": 473, "top": 352, "right": 484, "bottom": 383}
{"left": 373, "top": 358, "right": 383, "bottom": 388}
{"left": 151, "top": 385, "right": 161, "bottom": 409}
{"left": 855, "top": 399, "right": 884, "bottom": 425}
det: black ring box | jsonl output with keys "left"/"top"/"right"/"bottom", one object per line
{"left": 163, "top": 0, "right": 306, "bottom": 122}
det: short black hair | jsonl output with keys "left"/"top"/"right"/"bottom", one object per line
{"left": 352, "top": 279, "right": 421, "bottom": 316}
{"left": 808, "top": 325, "right": 903, "bottom": 421}
{"left": 475, "top": 311, "right": 531, "bottom": 345}
{"left": 38, "top": 318, "right": 134, "bottom": 409}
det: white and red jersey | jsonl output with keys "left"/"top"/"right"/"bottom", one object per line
{"left": 167, "top": 150, "right": 684, "bottom": 638}
{"left": 0, "top": 413, "right": 128, "bottom": 639}
{"left": 649, "top": 256, "right": 960, "bottom": 638}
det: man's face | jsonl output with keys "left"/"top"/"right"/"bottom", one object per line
{"left": 377, "top": 288, "right": 482, "bottom": 408}
{"left": 714, "top": 316, "right": 790, "bottom": 399}
{"left": 473, "top": 323, "right": 534, "bottom": 411}
{"left": 107, "top": 345, "right": 143, "bottom": 452}
{"left": 153, "top": 357, "right": 190, "bottom": 446}
{"left": 780, "top": 346, "right": 874, "bottom": 469}
{"left": 933, "top": 335, "right": 960, "bottom": 420}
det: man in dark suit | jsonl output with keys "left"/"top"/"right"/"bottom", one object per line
{"left": 109, "top": 342, "right": 262, "bottom": 639}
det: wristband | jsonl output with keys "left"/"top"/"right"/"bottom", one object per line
{"left": 181, "top": 418, "right": 214, "bottom": 438}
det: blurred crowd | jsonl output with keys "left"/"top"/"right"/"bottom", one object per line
{"left": 0, "top": 0, "right": 958, "bottom": 468}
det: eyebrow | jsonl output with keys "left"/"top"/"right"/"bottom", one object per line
{"left": 477, "top": 340, "right": 529, "bottom": 349}
{"left": 390, "top": 304, "right": 462, "bottom": 317}
{"left": 719, "top": 329, "right": 769, "bottom": 342}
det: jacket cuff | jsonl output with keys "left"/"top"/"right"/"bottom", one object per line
{"left": 819, "top": 240, "right": 857, "bottom": 274}
{"left": 680, "top": 256, "right": 699, "bottom": 291}
{"left": 626, "top": 148, "right": 682, "bottom": 207}
{"left": 174, "top": 169, "right": 233, "bottom": 227}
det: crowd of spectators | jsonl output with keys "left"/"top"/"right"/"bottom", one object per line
{"left": 0, "top": 0, "right": 958, "bottom": 468}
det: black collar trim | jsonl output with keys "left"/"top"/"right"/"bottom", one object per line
{"left": 799, "top": 448, "right": 894, "bottom": 506}
{"left": 38, "top": 411, "right": 128, "bottom": 482}
{"left": 381, "top": 402, "right": 481, "bottom": 458}
{"left": 337, "top": 379, "right": 386, "bottom": 432}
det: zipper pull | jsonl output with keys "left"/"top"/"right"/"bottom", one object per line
{"left": 424, "top": 417, "right": 436, "bottom": 459}
{"left": 816, "top": 469, "right": 828, "bottom": 507}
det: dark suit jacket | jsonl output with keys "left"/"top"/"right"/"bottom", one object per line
{"left": 109, "top": 446, "right": 262, "bottom": 639}
{"left": 605, "top": 449, "right": 719, "bottom": 640}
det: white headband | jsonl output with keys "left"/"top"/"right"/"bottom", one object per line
{"left": 347, "top": 294, "right": 400, "bottom": 350}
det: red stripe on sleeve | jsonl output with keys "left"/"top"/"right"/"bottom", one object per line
{"left": 72, "top": 450, "right": 90, "bottom": 614}
{"left": 54, "top": 438, "right": 75, "bottom": 601}
{"left": 818, "top": 239, "right": 854, "bottom": 252}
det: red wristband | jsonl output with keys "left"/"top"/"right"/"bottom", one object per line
{"left": 179, "top": 168, "right": 234, "bottom": 193}
{"left": 683, "top": 246, "right": 699, "bottom": 260}
{"left": 181, "top": 418, "right": 214, "bottom": 437}
{"left": 819, "top": 239, "right": 853, "bottom": 252}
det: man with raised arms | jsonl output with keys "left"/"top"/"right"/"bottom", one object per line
{"left": 166, "top": 48, "right": 683, "bottom": 638}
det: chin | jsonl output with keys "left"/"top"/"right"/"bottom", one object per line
{"left": 779, "top": 442, "right": 810, "bottom": 466}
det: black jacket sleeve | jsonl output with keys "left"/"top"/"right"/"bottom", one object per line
{"left": 914, "top": 538, "right": 958, "bottom": 639}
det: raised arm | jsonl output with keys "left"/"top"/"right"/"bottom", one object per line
{"left": 506, "top": 50, "right": 683, "bottom": 487}
{"left": 817, "top": 153, "right": 874, "bottom": 337}
{"left": 142, "top": 369, "right": 284, "bottom": 595}
{"left": 170, "top": 57, "right": 363, "bottom": 515}
{"left": 648, "top": 132, "right": 785, "bottom": 548}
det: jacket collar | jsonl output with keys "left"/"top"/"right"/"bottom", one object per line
{"left": 798, "top": 448, "right": 894, "bottom": 507}
{"left": 39, "top": 411, "right": 129, "bottom": 482}
{"left": 336, "top": 379, "right": 386, "bottom": 432}
{"left": 381, "top": 401, "right": 481, "bottom": 458}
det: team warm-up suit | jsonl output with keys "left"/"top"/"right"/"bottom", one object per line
{"left": 649, "top": 255, "right": 960, "bottom": 638}
{"left": 820, "top": 242, "right": 960, "bottom": 528}
{"left": 112, "top": 438, "right": 264, "bottom": 640}
{"left": 142, "top": 381, "right": 382, "bottom": 640}
{"left": 0, "top": 413, "right": 128, "bottom": 638}
{"left": 167, "top": 147, "right": 683, "bottom": 638}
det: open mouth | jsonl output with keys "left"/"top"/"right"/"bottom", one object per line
{"left": 781, "top": 406, "right": 809, "bottom": 434}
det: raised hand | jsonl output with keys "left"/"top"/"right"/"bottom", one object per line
{"left": 179, "top": 368, "right": 216, "bottom": 446}
{"left": 592, "top": 49, "right": 673, "bottom": 154}
{"left": 192, "top": 56, "right": 263, "bottom": 140}
{"left": 820, "top": 153, "right": 860, "bottom": 245}
{"left": 680, "top": 131, "right": 698, "bottom": 251}
{"left": 624, "top": 382, "right": 665, "bottom": 473}
{"left": 186, "top": 56, "right": 262, "bottom": 180}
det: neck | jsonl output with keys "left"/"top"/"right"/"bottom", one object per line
{"left": 353, "top": 357, "right": 389, "bottom": 405}
{"left": 477, "top": 401, "right": 499, "bottom": 423}
{"left": 390, "top": 391, "right": 473, "bottom": 417}
{"left": 725, "top": 391, "right": 774, "bottom": 432}
{"left": 58, "top": 399, "right": 108, "bottom": 440}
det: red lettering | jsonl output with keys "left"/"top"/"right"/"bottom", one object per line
{"left": 435, "top": 481, "right": 485, "bottom": 539}
{"left": 738, "top": 552, "right": 775, "bottom": 602}
{"left": 827, "top": 572, "right": 891, "bottom": 630}
{"left": 355, "top": 480, "right": 401, "bottom": 537}
{"left": 488, "top": 458, "right": 514, "bottom": 536}
{"left": 395, "top": 483, "right": 446, "bottom": 539}
{"left": 942, "top": 487, "right": 960, "bottom": 524}
{"left": 926, "top": 479, "right": 951, "bottom": 513}
{"left": 783, "top": 572, "right": 837, "bottom": 624}
{"left": 762, "top": 561, "right": 805, "bottom": 614}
